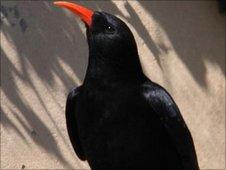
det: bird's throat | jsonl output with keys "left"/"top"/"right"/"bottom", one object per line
{"left": 84, "top": 52, "right": 144, "bottom": 86}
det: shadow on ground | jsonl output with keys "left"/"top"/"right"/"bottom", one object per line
{"left": 0, "top": 1, "right": 125, "bottom": 168}
{"left": 0, "top": 0, "right": 225, "bottom": 168}
{"left": 139, "top": 1, "right": 225, "bottom": 87}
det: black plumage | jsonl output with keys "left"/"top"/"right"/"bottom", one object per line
{"left": 65, "top": 11, "right": 199, "bottom": 170}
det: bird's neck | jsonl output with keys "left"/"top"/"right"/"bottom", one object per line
{"left": 83, "top": 53, "right": 145, "bottom": 86}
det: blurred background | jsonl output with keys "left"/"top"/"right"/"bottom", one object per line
{"left": 1, "top": 1, "right": 225, "bottom": 169}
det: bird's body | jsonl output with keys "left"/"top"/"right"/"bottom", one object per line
{"left": 67, "top": 76, "right": 198, "bottom": 170}
{"left": 55, "top": 2, "right": 199, "bottom": 170}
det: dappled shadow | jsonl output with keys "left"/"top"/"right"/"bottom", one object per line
{"left": 1, "top": 50, "right": 71, "bottom": 166}
{"left": 0, "top": 1, "right": 125, "bottom": 168}
{"left": 139, "top": 1, "right": 225, "bottom": 87}
{"left": 1, "top": 1, "right": 89, "bottom": 168}
{"left": 1, "top": 0, "right": 225, "bottom": 169}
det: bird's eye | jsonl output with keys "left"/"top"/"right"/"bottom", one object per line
{"left": 105, "top": 25, "right": 115, "bottom": 34}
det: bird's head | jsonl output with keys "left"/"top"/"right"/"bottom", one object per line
{"left": 54, "top": 1, "right": 142, "bottom": 79}
{"left": 87, "top": 11, "right": 138, "bottom": 59}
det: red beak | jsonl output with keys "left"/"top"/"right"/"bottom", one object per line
{"left": 54, "top": 1, "right": 94, "bottom": 26}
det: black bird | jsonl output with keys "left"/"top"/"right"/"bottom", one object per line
{"left": 54, "top": 2, "right": 199, "bottom": 170}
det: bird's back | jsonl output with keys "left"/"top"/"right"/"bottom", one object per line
{"left": 75, "top": 79, "right": 188, "bottom": 169}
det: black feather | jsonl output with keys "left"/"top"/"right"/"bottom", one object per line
{"left": 64, "top": 10, "right": 199, "bottom": 170}
{"left": 65, "top": 86, "right": 86, "bottom": 161}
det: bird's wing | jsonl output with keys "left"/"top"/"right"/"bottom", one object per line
{"left": 143, "top": 82, "right": 199, "bottom": 170}
{"left": 66, "top": 86, "right": 86, "bottom": 160}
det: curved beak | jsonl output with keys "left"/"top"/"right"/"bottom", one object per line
{"left": 54, "top": 1, "right": 94, "bottom": 26}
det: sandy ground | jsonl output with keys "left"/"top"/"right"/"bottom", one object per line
{"left": 1, "top": 1, "right": 225, "bottom": 169}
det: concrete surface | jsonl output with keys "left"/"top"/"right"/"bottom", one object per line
{"left": 0, "top": 1, "right": 225, "bottom": 169}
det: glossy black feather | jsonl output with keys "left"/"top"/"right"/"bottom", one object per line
{"left": 142, "top": 81, "right": 199, "bottom": 170}
{"left": 64, "top": 11, "right": 199, "bottom": 170}
{"left": 65, "top": 86, "right": 86, "bottom": 160}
